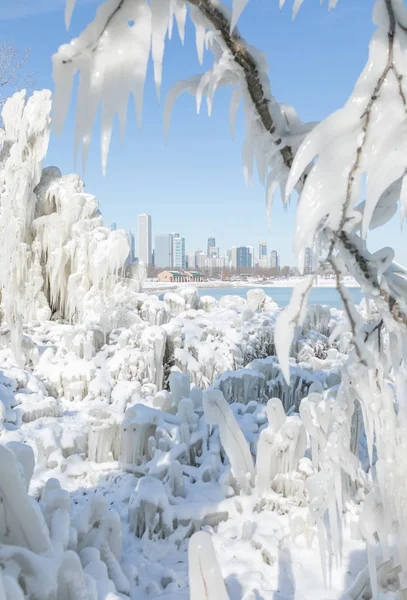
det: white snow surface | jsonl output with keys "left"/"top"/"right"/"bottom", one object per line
{"left": 0, "top": 282, "right": 376, "bottom": 599}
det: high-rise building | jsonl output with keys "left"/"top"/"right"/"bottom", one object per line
{"left": 155, "top": 234, "right": 173, "bottom": 268}
{"left": 186, "top": 253, "right": 196, "bottom": 270}
{"left": 173, "top": 236, "right": 186, "bottom": 269}
{"left": 270, "top": 250, "right": 279, "bottom": 270}
{"left": 231, "top": 247, "right": 238, "bottom": 269}
{"left": 195, "top": 251, "right": 206, "bottom": 269}
{"left": 128, "top": 231, "right": 135, "bottom": 263}
{"left": 259, "top": 242, "right": 267, "bottom": 259}
{"left": 110, "top": 222, "right": 117, "bottom": 231}
{"left": 208, "top": 246, "right": 219, "bottom": 258}
{"left": 207, "top": 237, "right": 216, "bottom": 257}
{"left": 248, "top": 247, "right": 254, "bottom": 268}
{"left": 236, "top": 246, "right": 252, "bottom": 269}
{"left": 137, "top": 214, "right": 152, "bottom": 265}
{"left": 304, "top": 247, "right": 313, "bottom": 274}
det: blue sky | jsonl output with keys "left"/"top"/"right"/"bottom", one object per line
{"left": 1, "top": 0, "right": 404, "bottom": 265}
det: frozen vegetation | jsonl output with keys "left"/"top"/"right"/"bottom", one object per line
{"left": 0, "top": 271, "right": 372, "bottom": 599}
{"left": 0, "top": 91, "right": 385, "bottom": 594}
{"left": 0, "top": 93, "right": 378, "bottom": 595}
{"left": 0, "top": 0, "right": 407, "bottom": 597}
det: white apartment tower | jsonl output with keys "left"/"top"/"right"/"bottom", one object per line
{"left": 137, "top": 213, "right": 152, "bottom": 265}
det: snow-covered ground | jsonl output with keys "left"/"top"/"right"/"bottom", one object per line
{"left": 0, "top": 285, "right": 371, "bottom": 599}
{"left": 143, "top": 275, "right": 360, "bottom": 293}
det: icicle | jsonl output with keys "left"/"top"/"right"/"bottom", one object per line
{"left": 151, "top": 0, "right": 170, "bottom": 99}
{"left": 275, "top": 276, "right": 314, "bottom": 383}
{"left": 230, "top": 0, "right": 249, "bottom": 33}
{"left": 65, "top": 0, "right": 77, "bottom": 28}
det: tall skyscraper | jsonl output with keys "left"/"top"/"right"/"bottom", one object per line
{"left": 270, "top": 250, "right": 279, "bottom": 270}
{"left": 248, "top": 246, "right": 254, "bottom": 268}
{"left": 236, "top": 246, "right": 252, "bottom": 269}
{"left": 259, "top": 242, "right": 267, "bottom": 259}
{"left": 172, "top": 235, "right": 186, "bottom": 269}
{"left": 155, "top": 234, "right": 173, "bottom": 268}
{"left": 304, "top": 247, "right": 313, "bottom": 274}
{"left": 137, "top": 214, "right": 152, "bottom": 265}
{"left": 207, "top": 237, "right": 216, "bottom": 257}
{"left": 128, "top": 231, "right": 135, "bottom": 263}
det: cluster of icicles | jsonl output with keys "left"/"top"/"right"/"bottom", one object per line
{"left": 0, "top": 91, "right": 131, "bottom": 357}
{"left": 0, "top": 364, "right": 360, "bottom": 599}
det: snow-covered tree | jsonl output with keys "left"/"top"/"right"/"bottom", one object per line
{"left": 47, "top": 0, "right": 407, "bottom": 594}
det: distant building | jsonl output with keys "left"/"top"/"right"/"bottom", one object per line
{"left": 259, "top": 255, "right": 269, "bottom": 269}
{"left": 270, "top": 250, "right": 279, "bottom": 270}
{"left": 206, "top": 256, "right": 227, "bottom": 269}
{"left": 137, "top": 214, "right": 152, "bottom": 266}
{"left": 208, "top": 246, "right": 219, "bottom": 258}
{"left": 186, "top": 253, "right": 196, "bottom": 270}
{"left": 304, "top": 247, "right": 313, "bottom": 274}
{"left": 128, "top": 231, "right": 135, "bottom": 263}
{"left": 110, "top": 222, "right": 117, "bottom": 231}
{"left": 231, "top": 247, "right": 238, "bottom": 269}
{"left": 236, "top": 246, "right": 252, "bottom": 269}
{"left": 172, "top": 235, "right": 186, "bottom": 269}
{"left": 155, "top": 234, "right": 173, "bottom": 268}
{"left": 207, "top": 237, "right": 216, "bottom": 257}
{"left": 259, "top": 242, "right": 267, "bottom": 259}
{"left": 248, "top": 247, "right": 254, "bottom": 268}
{"left": 195, "top": 251, "right": 206, "bottom": 270}
{"left": 157, "top": 270, "right": 204, "bottom": 283}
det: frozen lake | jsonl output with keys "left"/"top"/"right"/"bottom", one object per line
{"left": 198, "top": 286, "right": 362, "bottom": 309}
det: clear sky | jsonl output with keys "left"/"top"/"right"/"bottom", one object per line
{"left": 1, "top": 0, "right": 405, "bottom": 266}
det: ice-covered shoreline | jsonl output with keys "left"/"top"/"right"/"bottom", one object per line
{"left": 143, "top": 275, "right": 360, "bottom": 293}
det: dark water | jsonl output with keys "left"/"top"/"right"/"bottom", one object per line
{"left": 198, "top": 286, "right": 363, "bottom": 310}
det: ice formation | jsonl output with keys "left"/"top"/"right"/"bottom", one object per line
{"left": 0, "top": 281, "right": 390, "bottom": 597}
{"left": 6, "top": 0, "right": 407, "bottom": 593}
{"left": 0, "top": 92, "right": 132, "bottom": 360}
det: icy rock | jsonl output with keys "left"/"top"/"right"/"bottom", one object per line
{"left": 200, "top": 295, "right": 217, "bottom": 312}
{"left": 164, "top": 292, "right": 186, "bottom": 315}
{"left": 176, "top": 287, "right": 200, "bottom": 310}
{"left": 247, "top": 288, "right": 266, "bottom": 312}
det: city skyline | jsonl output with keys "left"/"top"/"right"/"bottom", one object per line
{"left": 124, "top": 215, "right": 309, "bottom": 271}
